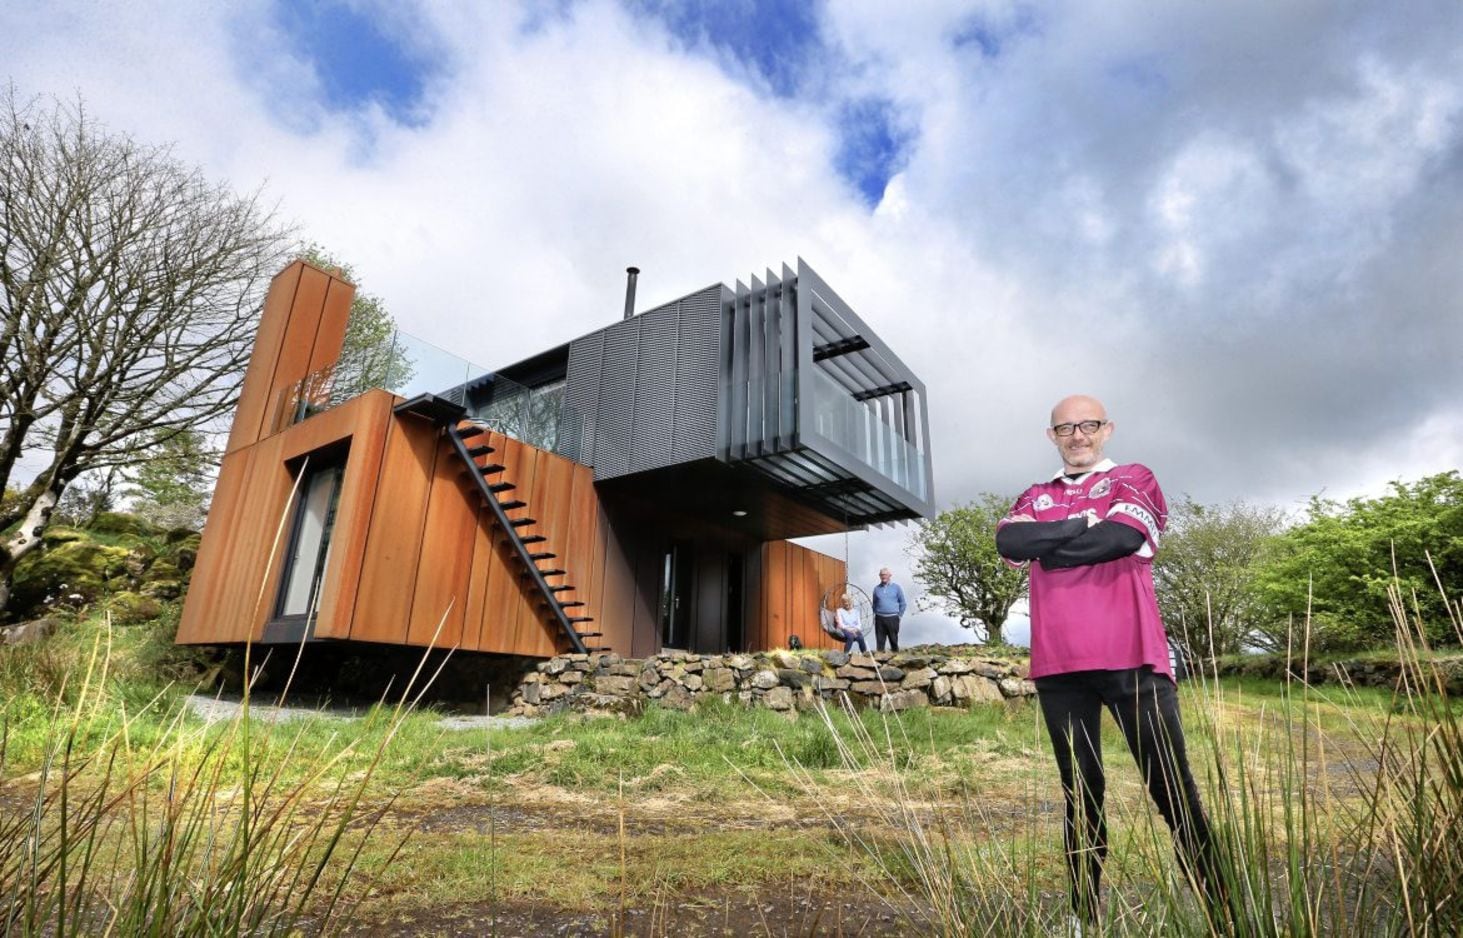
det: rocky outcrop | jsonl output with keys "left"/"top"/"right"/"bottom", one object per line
{"left": 508, "top": 648, "right": 1036, "bottom": 717}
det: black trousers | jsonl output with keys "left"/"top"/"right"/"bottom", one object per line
{"left": 1035, "top": 667, "right": 1222, "bottom": 920}
{"left": 874, "top": 614, "right": 901, "bottom": 652}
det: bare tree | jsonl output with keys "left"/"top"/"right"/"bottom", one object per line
{"left": 0, "top": 90, "right": 291, "bottom": 610}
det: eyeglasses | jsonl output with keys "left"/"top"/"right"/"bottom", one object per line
{"left": 1051, "top": 420, "right": 1108, "bottom": 437}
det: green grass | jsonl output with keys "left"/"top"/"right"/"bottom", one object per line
{"left": 473, "top": 699, "right": 1028, "bottom": 798}
{"left": 4, "top": 595, "right": 1460, "bottom": 935}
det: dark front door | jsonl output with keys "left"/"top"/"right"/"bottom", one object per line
{"left": 724, "top": 552, "right": 745, "bottom": 653}
{"left": 660, "top": 541, "right": 693, "bottom": 650}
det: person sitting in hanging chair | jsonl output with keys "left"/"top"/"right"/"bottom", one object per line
{"left": 835, "top": 594, "right": 868, "bottom": 654}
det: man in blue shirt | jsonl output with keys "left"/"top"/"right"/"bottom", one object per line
{"left": 871, "top": 567, "right": 907, "bottom": 652}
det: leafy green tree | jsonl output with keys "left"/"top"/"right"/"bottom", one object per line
{"left": 128, "top": 430, "right": 214, "bottom": 530}
{"left": 1152, "top": 497, "right": 1288, "bottom": 659}
{"left": 907, "top": 494, "right": 1028, "bottom": 646}
{"left": 297, "top": 245, "right": 413, "bottom": 395}
{"left": 1254, "top": 472, "right": 1463, "bottom": 651}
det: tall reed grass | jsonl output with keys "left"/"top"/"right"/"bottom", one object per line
{"left": 0, "top": 607, "right": 455, "bottom": 936}
{"left": 789, "top": 575, "right": 1462, "bottom": 936}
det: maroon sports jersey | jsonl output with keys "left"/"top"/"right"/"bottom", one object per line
{"left": 1001, "top": 460, "right": 1172, "bottom": 680}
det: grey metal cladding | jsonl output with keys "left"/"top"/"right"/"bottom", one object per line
{"left": 631, "top": 304, "right": 678, "bottom": 473}
{"left": 597, "top": 320, "right": 640, "bottom": 479}
{"left": 671, "top": 285, "right": 722, "bottom": 464}
{"left": 730, "top": 280, "right": 751, "bottom": 460}
{"left": 563, "top": 332, "right": 603, "bottom": 464}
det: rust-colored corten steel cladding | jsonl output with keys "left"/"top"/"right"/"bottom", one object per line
{"left": 180, "top": 260, "right": 848, "bottom": 658}
{"left": 226, "top": 262, "right": 355, "bottom": 455}
{"left": 177, "top": 391, "right": 396, "bottom": 645}
{"left": 180, "top": 406, "right": 606, "bottom": 655}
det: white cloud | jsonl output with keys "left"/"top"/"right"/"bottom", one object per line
{"left": 5, "top": 0, "right": 1462, "bottom": 644}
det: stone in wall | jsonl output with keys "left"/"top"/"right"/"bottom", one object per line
{"left": 880, "top": 689, "right": 928, "bottom": 712}
{"left": 595, "top": 675, "right": 636, "bottom": 696}
{"left": 901, "top": 667, "right": 936, "bottom": 690}
{"left": 777, "top": 668, "right": 811, "bottom": 688}
{"left": 507, "top": 646, "right": 1037, "bottom": 718}
{"left": 703, "top": 668, "right": 735, "bottom": 692}
{"left": 765, "top": 686, "right": 795, "bottom": 710}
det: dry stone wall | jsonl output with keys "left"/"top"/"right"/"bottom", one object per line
{"left": 508, "top": 648, "right": 1037, "bottom": 717}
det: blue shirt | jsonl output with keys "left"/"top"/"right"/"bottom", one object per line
{"left": 872, "top": 581, "right": 906, "bottom": 616}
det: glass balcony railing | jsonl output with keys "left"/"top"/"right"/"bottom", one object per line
{"left": 272, "top": 328, "right": 581, "bottom": 457}
{"left": 466, "top": 374, "right": 579, "bottom": 456}
{"left": 807, "top": 367, "right": 928, "bottom": 501}
{"left": 721, "top": 367, "right": 929, "bottom": 503}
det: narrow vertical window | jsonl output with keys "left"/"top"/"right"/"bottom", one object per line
{"left": 277, "top": 455, "right": 346, "bottom": 622}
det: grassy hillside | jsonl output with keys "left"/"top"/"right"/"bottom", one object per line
{"left": 3, "top": 595, "right": 1460, "bottom": 935}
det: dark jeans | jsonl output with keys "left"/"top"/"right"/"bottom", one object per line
{"left": 840, "top": 629, "right": 867, "bottom": 654}
{"left": 874, "top": 614, "right": 901, "bottom": 652}
{"left": 1035, "top": 667, "right": 1223, "bottom": 922}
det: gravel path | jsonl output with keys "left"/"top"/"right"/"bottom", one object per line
{"left": 183, "top": 694, "right": 535, "bottom": 730}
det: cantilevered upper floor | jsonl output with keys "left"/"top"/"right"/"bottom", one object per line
{"left": 274, "top": 259, "right": 935, "bottom": 538}
{"left": 550, "top": 259, "right": 934, "bottom": 531}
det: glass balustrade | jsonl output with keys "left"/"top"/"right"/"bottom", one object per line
{"left": 806, "top": 367, "right": 928, "bottom": 501}
{"left": 274, "top": 328, "right": 580, "bottom": 456}
{"left": 719, "top": 367, "right": 928, "bottom": 502}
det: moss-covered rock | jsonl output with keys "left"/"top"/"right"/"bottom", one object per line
{"left": 89, "top": 512, "right": 161, "bottom": 537}
{"left": 145, "top": 558, "right": 181, "bottom": 581}
{"left": 105, "top": 591, "right": 164, "bottom": 624}
{"left": 142, "top": 579, "right": 184, "bottom": 600}
{"left": 10, "top": 540, "right": 135, "bottom": 615}
{"left": 41, "top": 526, "right": 87, "bottom": 547}
{"left": 164, "top": 527, "right": 201, "bottom": 544}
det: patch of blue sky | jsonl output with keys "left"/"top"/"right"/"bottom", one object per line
{"left": 950, "top": 5, "right": 1042, "bottom": 58}
{"left": 268, "top": 0, "right": 436, "bottom": 127}
{"left": 1107, "top": 56, "right": 1168, "bottom": 94}
{"left": 517, "top": 0, "right": 579, "bottom": 35}
{"left": 835, "top": 98, "right": 914, "bottom": 207}
{"left": 623, "top": 0, "right": 823, "bottom": 98}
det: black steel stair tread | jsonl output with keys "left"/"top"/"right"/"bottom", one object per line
{"left": 497, "top": 499, "right": 527, "bottom": 510}
{"left": 527, "top": 551, "right": 556, "bottom": 560}
{"left": 547, "top": 585, "right": 573, "bottom": 592}
{"left": 574, "top": 632, "right": 604, "bottom": 639}
{"left": 519, "top": 568, "right": 566, "bottom": 578}
{"left": 508, "top": 517, "right": 536, "bottom": 527}
{"left": 557, "top": 600, "right": 585, "bottom": 608}
{"left": 466, "top": 444, "right": 495, "bottom": 457}
{"left": 475, "top": 462, "right": 505, "bottom": 474}
{"left": 395, "top": 393, "right": 466, "bottom": 423}
{"left": 519, "top": 535, "right": 547, "bottom": 544}
{"left": 456, "top": 424, "right": 488, "bottom": 439}
{"left": 487, "top": 482, "right": 515, "bottom": 493}
{"left": 567, "top": 616, "right": 594, "bottom": 623}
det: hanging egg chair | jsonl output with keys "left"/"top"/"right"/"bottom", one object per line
{"left": 818, "top": 582, "right": 873, "bottom": 642}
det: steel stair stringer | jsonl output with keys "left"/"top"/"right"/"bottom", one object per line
{"left": 395, "top": 394, "right": 604, "bottom": 654}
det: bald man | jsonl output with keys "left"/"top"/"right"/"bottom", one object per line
{"left": 995, "top": 395, "right": 1223, "bottom": 929}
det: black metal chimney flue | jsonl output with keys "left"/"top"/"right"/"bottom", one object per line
{"left": 623, "top": 266, "right": 640, "bottom": 320}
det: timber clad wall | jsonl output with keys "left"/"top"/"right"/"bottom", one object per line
{"left": 179, "top": 260, "right": 847, "bottom": 658}
{"left": 752, "top": 540, "right": 845, "bottom": 652}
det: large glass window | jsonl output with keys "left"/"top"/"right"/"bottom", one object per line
{"left": 276, "top": 456, "right": 346, "bottom": 621}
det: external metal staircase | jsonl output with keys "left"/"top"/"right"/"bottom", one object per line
{"left": 395, "top": 394, "right": 604, "bottom": 654}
